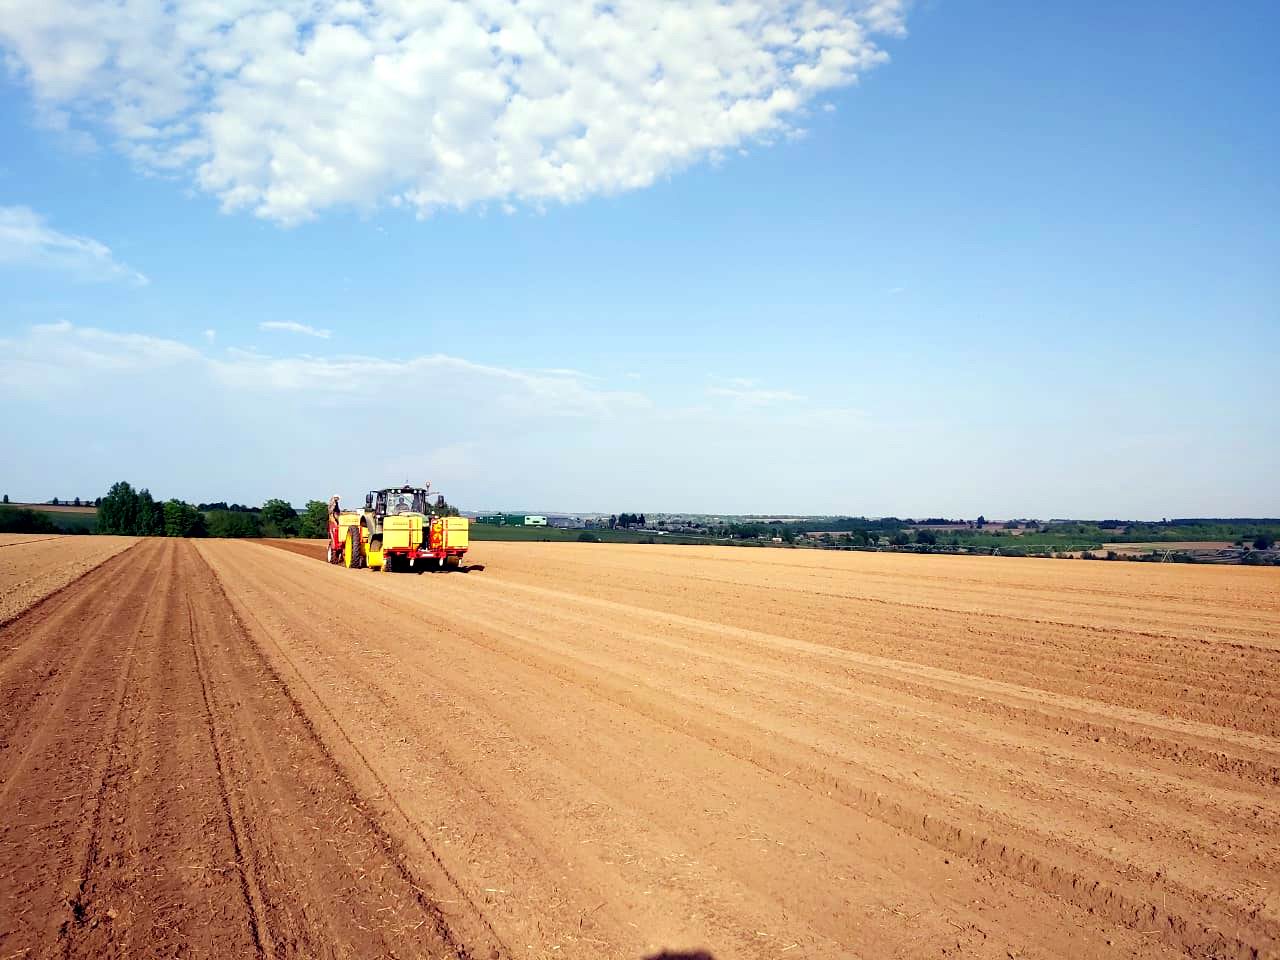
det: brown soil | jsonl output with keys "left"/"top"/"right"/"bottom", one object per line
{"left": 0, "top": 539, "right": 491, "bottom": 960}
{"left": 0, "top": 534, "right": 136, "bottom": 624}
{"left": 234, "top": 540, "right": 1278, "bottom": 959}
{"left": 254, "top": 537, "right": 328, "bottom": 561}
{"left": 6, "top": 503, "right": 99, "bottom": 514}
{"left": 4, "top": 537, "right": 1278, "bottom": 960}
{"left": 1103, "top": 541, "right": 1236, "bottom": 553}
{"left": 0, "top": 533, "right": 66, "bottom": 546}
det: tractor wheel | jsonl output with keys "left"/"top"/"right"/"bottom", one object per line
{"left": 346, "top": 529, "right": 365, "bottom": 569}
{"left": 382, "top": 554, "right": 395, "bottom": 573}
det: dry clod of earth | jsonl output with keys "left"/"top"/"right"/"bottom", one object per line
{"left": 2, "top": 535, "right": 1278, "bottom": 960}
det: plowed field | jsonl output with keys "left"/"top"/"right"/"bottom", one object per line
{"left": 0, "top": 533, "right": 136, "bottom": 624}
{"left": 2, "top": 538, "right": 1277, "bottom": 960}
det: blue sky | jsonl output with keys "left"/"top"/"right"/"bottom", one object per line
{"left": 1, "top": 1, "right": 1276, "bottom": 518}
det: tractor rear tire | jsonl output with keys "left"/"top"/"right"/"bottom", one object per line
{"left": 346, "top": 529, "right": 364, "bottom": 569}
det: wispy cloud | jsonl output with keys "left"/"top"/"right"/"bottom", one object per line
{"left": 0, "top": 1, "right": 907, "bottom": 224}
{"left": 707, "top": 377, "right": 805, "bottom": 406}
{"left": 259, "top": 320, "right": 331, "bottom": 339}
{"left": 536, "top": 368, "right": 600, "bottom": 381}
{"left": 0, "top": 322, "right": 647, "bottom": 421}
{"left": 210, "top": 351, "right": 649, "bottom": 419}
{"left": 0, "top": 206, "right": 148, "bottom": 285}
{"left": 708, "top": 386, "right": 807, "bottom": 405}
{"left": 0, "top": 320, "right": 198, "bottom": 389}
{"left": 0, "top": 321, "right": 887, "bottom": 513}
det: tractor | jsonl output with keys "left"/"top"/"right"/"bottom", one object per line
{"left": 328, "top": 484, "right": 469, "bottom": 572}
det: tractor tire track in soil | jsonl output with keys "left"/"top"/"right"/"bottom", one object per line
{"left": 0, "top": 538, "right": 477, "bottom": 960}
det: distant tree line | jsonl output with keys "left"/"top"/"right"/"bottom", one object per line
{"left": 704, "top": 517, "right": 909, "bottom": 542}
{"left": 1, "top": 492, "right": 101, "bottom": 509}
{"left": 96, "top": 482, "right": 205, "bottom": 536}
{"left": 85, "top": 481, "right": 334, "bottom": 539}
{"left": 1, "top": 481, "right": 467, "bottom": 539}
{"left": 0, "top": 507, "right": 61, "bottom": 534}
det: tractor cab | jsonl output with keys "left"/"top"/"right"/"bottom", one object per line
{"left": 365, "top": 485, "right": 445, "bottom": 518}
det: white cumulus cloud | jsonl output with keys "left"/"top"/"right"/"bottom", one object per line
{"left": 0, "top": 1, "right": 906, "bottom": 224}
{"left": 0, "top": 205, "right": 148, "bottom": 284}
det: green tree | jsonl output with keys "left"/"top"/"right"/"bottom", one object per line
{"left": 1, "top": 494, "right": 7, "bottom": 504}
{"left": 260, "top": 498, "right": 299, "bottom": 537}
{"left": 206, "top": 510, "right": 263, "bottom": 538}
{"left": 0, "top": 507, "right": 58, "bottom": 533}
{"left": 97, "top": 481, "right": 141, "bottom": 535}
{"left": 298, "top": 500, "right": 331, "bottom": 539}
{"left": 916, "top": 529, "right": 938, "bottom": 545}
{"left": 163, "top": 499, "right": 207, "bottom": 537}
{"left": 136, "top": 489, "right": 164, "bottom": 536}
{"left": 1255, "top": 535, "right": 1274, "bottom": 551}
{"left": 889, "top": 532, "right": 910, "bottom": 546}
{"left": 163, "top": 500, "right": 185, "bottom": 537}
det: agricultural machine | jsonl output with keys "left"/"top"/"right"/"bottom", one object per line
{"left": 328, "top": 484, "right": 470, "bottom": 572}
